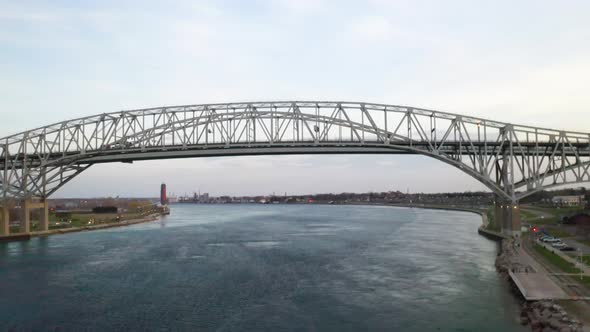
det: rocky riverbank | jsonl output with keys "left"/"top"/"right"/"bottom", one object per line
{"left": 494, "top": 238, "right": 584, "bottom": 332}
{"left": 520, "top": 301, "right": 583, "bottom": 332}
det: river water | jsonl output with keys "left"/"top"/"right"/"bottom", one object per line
{"left": 0, "top": 204, "right": 525, "bottom": 331}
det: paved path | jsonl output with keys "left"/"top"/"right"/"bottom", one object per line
{"left": 509, "top": 271, "right": 570, "bottom": 300}
{"left": 508, "top": 240, "right": 590, "bottom": 300}
{"left": 521, "top": 238, "right": 590, "bottom": 299}
{"left": 508, "top": 242, "right": 569, "bottom": 300}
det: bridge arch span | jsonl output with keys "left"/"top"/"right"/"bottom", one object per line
{"left": 1, "top": 101, "right": 589, "bottom": 206}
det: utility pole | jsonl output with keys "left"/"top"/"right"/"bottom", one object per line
{"left": 579, "top": 249, "right": 584, "bottom": 281}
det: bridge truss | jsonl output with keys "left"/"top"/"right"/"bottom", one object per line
{"left": 1, "top": 101, "right": 590, "bottom": 204}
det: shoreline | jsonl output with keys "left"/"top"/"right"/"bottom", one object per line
{"left": 495, "top": 237, "right": 586, "bottom": 331}
{"left": 332, "top": 202, "right": 587, "bottom": 331}
{"left": 0, "top": 212, "right": 163, "bottom": 242}
{"left": 326, "top": 201, "right": 487, "bottom": 214}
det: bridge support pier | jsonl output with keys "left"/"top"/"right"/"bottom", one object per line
{"left": 20, "top": 199, "right": 31, "bottom": 233}
{"left": 1, "top": 206, "right": 9, "bottom": 236}
{"left": 494, "top": 200, "right": 521, "bottom": 238}
{"left": 39, "top": 199, "right": 49, "bottom": 232}
{"left": 17, "top": 199, "right": 49, "bottom": 234}
{"left": 493, "top": 202, "right": 503, "bottom": 230}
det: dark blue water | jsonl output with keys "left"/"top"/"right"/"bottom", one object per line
{"left": 0, "top": 204, "right": 525, "bottom": 331}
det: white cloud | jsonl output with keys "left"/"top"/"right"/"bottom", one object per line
{"left": 0, "top": 5, "right": 66, "bottom": 23}
{"left": 376, "top": 160, "right": 397, "bottom": 167}
{"left": 271, "top": 0, "right": 326, "bottom": 14}
{"left": 386, "top": 54, "right": 590, "bottom": 131}
{"left": 351, "top": 16, "right": 398, "bottom": 42}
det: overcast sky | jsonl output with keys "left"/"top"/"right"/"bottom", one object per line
{"left": 1, "top": 0, "right": 589, "bottom": 197}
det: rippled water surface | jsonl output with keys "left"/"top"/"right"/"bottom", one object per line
{"left": 0, "top": 204, "right": 525, "bottom": 331}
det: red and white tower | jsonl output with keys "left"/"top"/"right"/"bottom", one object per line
{"left": 160, "top": 183, "right": 168, "bottom": 206}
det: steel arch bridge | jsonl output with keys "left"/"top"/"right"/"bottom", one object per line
{"left": 1, "top": 101, "right": 590, "bottom": 206}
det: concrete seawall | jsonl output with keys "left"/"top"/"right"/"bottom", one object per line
{"left": 478, "top": 226, "right": 509, "bottom": 241}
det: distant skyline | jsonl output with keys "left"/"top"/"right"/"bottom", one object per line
{"left": 1, "top": 0, "right": 589, "bottom": 198}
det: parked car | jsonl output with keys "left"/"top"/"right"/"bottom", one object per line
{"left": 560, "top": 246, "right": 576, "bottom": 252}
{"left": 551, "top": 242, "right": 566, "bottom": 249}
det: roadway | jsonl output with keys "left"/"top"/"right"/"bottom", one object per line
{"left": 562, "top": 238, "right": 590, "bottom": 255}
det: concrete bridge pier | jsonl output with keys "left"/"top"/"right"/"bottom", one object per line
{"left": 39, "top": 200, "right": 49, "bottom": 232}
{"left": 494, "top": 199, "right": 521, "bottom": 238}
{"left": 19, "top": 199, "right": 49, "bottom": 234}
{"left": 20, "top": 199, "right": 31, "bottom": 233}
{"left": 1, "top": 206, "right": 9, "bottom": 236}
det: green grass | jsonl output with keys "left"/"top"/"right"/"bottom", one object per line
{"left": 527, "top": 216, "right": 560, "bottom": 225}
{"left": 534, "top": 245, "right": 590, "bottom": 290}
{"left": 566, "top": 254, "right": 590, "bottom": 267}
{"left": 2, "top": 210, "right": 158, "bottom": 235}
{"left": 484, "top": 207, "right": 502, "bottom": 231}
{"left": 578, "top": 276, "right": 590, "bottom": 289}
{"left": 545, "top": 228, "right": 573, "bottom": 238}
{"left": 527, "top": 206, "right": 586, "bottom": 216}
{"left": 486, "top": 223, "right": 501, "bottom": 232}
{"left": 533, "top": 243, "right": 581, "bottom": 274}
{"left": 50, "top": 211, "right": 155, "bottom": 229}
{"left": 52, "top": 212, "right": 148, "bottom": 228}
{"left": 520, "top": 209, "right": 538, "bottom": 221}
{"left": 521, "top": 206, "right": 588, "bottom": 226}
{"left": 490, "top": 205, "right": 581, "bottom": 227}
{"left": 485, "top": 207, "right": 493, "bottom": 222}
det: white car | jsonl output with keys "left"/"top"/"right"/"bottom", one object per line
{"left": 551, "top": 242, "right": 566, "bottom": 248}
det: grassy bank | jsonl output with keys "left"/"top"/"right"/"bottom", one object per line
{"left": 533, "top": 243, "right": 581, "bottom": 274}
{"left": 545, "top": 228, "right": 573, "bottom": 238}
{"left": 5, "top": 208, "right": 163, "bottom": 235}
{"left": 532, "top": 243, "right": 590, "bottom": 289}
{"left": 484, "top": 207, "right": 501, "bottom": 232}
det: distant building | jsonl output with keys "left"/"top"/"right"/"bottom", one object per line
{"left": 562, "top": 213, "right": 590, "bottom": 225}
{"left": 168, "top": 193, "right": 178, "bottom": 204}
{"left": 552, "top": 195, "right": 585, "bottom": 206}
{"left": 64, "top": 201, "right": 79, "bottom": 209}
